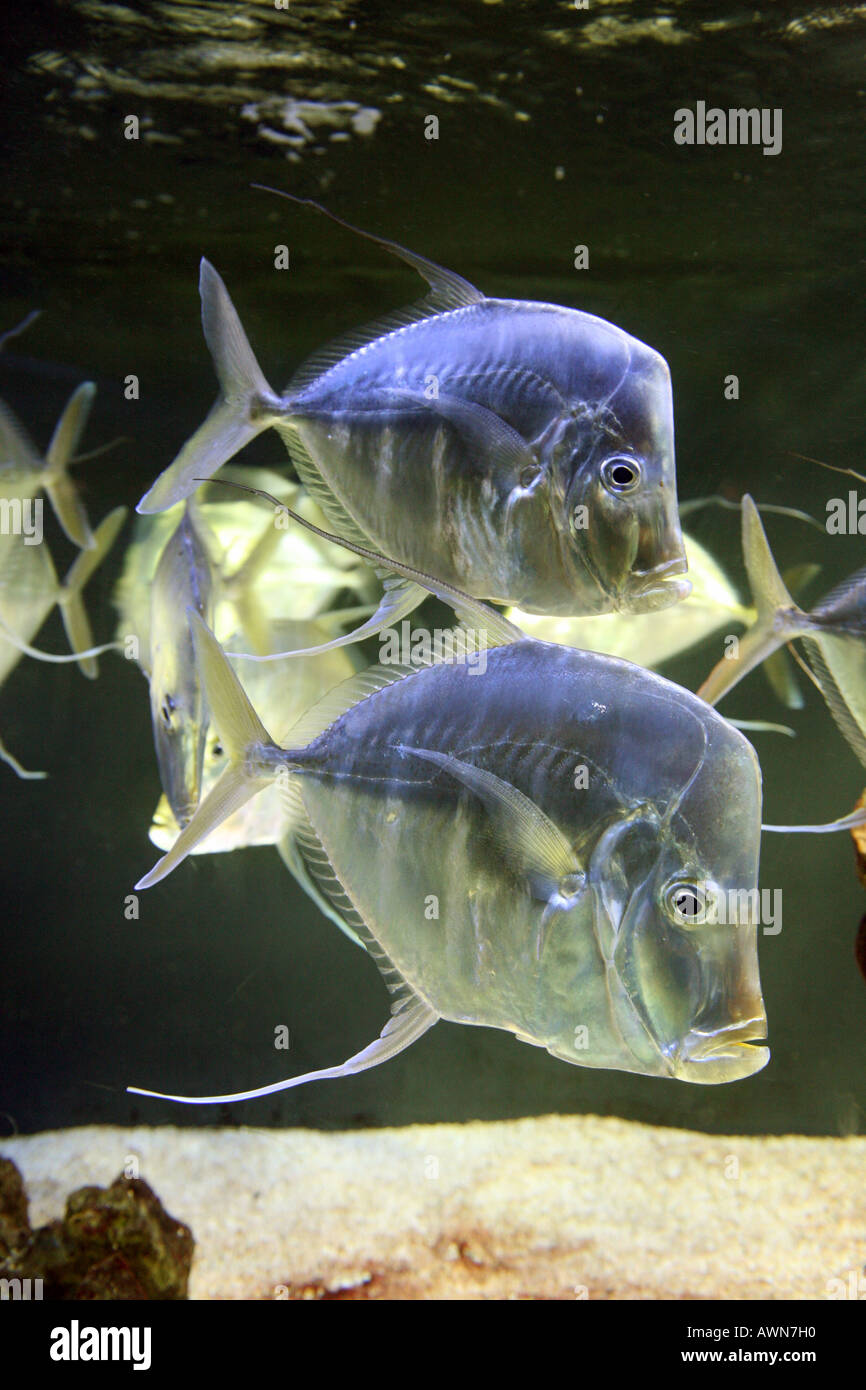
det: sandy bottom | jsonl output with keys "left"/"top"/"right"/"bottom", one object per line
{"left": 4, "top": 1116, "right": 864, "bottom": 1299}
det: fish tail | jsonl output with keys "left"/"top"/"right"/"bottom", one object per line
{"left": 137, "top": 260, "right": 287, "bottom": 513}
{"left": 58, "top": 505, "right": 127, "bottom": 678}
{"left": 136, "top": 613, "right": 282, "bottom": 889}
{"left": 42, "top": 382, "right": 98, "bottom": 549}
{"left": 698, "top": 495, "right": 804, "bottom": 706}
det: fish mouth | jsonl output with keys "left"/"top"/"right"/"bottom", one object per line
{"left": 618, "top": 559, "right": 691, "bottom": 615}
{"left": 674, "top": 1017, "right": 769, "bottom": 1084}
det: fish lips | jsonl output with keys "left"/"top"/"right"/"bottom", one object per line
{"left": 673, "top": 1017, "right": 770, "bottom": 1083}
{"left": 617, "top": 561, "right": 692, "bottom": 615}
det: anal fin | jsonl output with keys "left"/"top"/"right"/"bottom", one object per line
{"left": 129, "top": 781, "right": 439, "bottom": 1104}
{"left": 127, "top": 994, "right": 438, "bottom": 1104}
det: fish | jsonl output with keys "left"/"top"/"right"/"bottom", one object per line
{"left": 115, "top": 467, "right": 378, "bottom": 822}
{"left": 512, "top": 527, "right": 814, "bottom": 709}
{"left": 0, "top": 505, "right": 126, "bottom": 778}
{"left": 508, "top": 531, "right": 749, "bottom": 668}
{"left": 148, "top": 617, "right": 359, "bottom": 856}
{"left": 145, "top": 503, "right": 216, "bottom": 826}
{"left": 148, "top": 615, "right": 367, "bottom": 949}
{"left": 129, "top": 517, "right": 774, "bottom": 1103}
{"left": 0, "top": 383, "right": 98, "bottom": 549}
{"left": 136, "top": 193, "right": 690, "bottom": 655}
{"left": 698, "top": 494, "right": 866, "bottom": 768}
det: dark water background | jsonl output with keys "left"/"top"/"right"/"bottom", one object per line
{"left": 1, "top": 0, "right": 865, "bottom": 1137}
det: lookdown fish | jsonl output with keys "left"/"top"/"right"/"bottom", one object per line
{"left": 136, "top": 191, "right": 690, "bottom": 660}
{"left": 699, "top": 495, "right": 866, "bottom": 769}
{"left": 0, "top": 505, "right": 126, "bottom": 777}
{"left": 126, "top": 505, "right": 780, "bottom": 1104}
{"left": 116, "top": 467, "right": 377, "bottom": 824}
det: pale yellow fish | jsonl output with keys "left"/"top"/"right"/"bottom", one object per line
{"left": 114, "top": 465, "right": 378, "bottom": 666}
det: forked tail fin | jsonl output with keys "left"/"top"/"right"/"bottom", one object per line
{"left": 135, "top": 612, "right": 279, "bottom": 888}
{"left": 698, "top": 495, "right": 805, "bottom": 706}
{"left": 137, "top": 260, "right": 287, "bottom": 513}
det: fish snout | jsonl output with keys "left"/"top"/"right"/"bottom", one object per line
{"left": 674, "top": 1015, "right": 769, "bottom": 1084}
{"left": 619, "top": 557, "right": 691, "bottom": 614}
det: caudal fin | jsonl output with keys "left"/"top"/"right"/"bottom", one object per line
{"left": 137, "top": 261, "right": 286, "bottom": 513}
{"left": 58, "top": 506, "right": 127, "bottom": 678}
{"left": 135, "top": 613, "right": 278, "bottom": 888}
{"left": 44, "top": 382, "right": 97, "bottom": 549}
{"left": 698, "top": 495, "right": 804, "bottom": 706}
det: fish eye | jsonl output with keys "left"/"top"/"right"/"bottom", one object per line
{"left": 601, "top": 455, "right": 641, "bottom": 496}
{"left": 160, "top": 696, "right": 175, "bottom": 727}
{"left": 519, "top": 464, "right": 540, "bottom": 489}
{"left": 664, "top": 880, "right": 705, "bottom": 928}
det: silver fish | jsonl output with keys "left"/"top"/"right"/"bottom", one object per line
{"left": 146, "top": 504, "right": 216, "bottom": 825}
{"left": 132, "top": 599, "right": 771, "bottom": 1103}
{"left": 137, "top": 195, "right": 689, "bottom": 649}
{"left": 699, "top": 495, "right": 866, "bottom": 767}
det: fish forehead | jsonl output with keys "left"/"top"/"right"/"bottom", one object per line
{"left": 293, "top": 298, "right": 667, "bottom": 411}
{"left": 306, "top": 642, "right": 746, "bottom": 817}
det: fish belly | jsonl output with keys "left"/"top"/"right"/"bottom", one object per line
{"left": 296, "top": 766, "right": 600, "bottom": 1047}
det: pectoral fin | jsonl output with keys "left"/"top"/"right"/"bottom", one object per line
{"left": 380, "top": 388, "right": 538, "bottom": 479}
{"left": 398, "top": 745, "right": 582, "bottom": 902}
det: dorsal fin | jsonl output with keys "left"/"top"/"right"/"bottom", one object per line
{"left": 284, "top": 658, "right": 426, "bottom": 750}
{"left": 251, "top": 187, "right": 484, "bottom": 395}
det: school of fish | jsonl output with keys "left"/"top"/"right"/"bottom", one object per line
{"left": 2, "top": 200, "right": 864, "bottom": 1109}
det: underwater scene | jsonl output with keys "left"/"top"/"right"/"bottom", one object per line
{"left": 1, "top": 0, "right": 866, "bottom": 1309}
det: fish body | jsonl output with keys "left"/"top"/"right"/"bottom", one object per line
{"left": 137, "top": 199, "right": 689, "bottom": 626}
{"left": 147, "top": 504, "right": 215, "bottom": 825}
{"left": 284, "top": 297, "right": 686, "bottom": 616}
{"left": 136, "top": 616, "right": 770, "bottom": 1099}
{"left": 0, "top": 505, "right": 126, "bottom": 778}
{"left": 0, "top": 528, "right": 60, "bottom": 687}
{"left": 286, "top": 643, "right": 766, "bottom": 1082}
